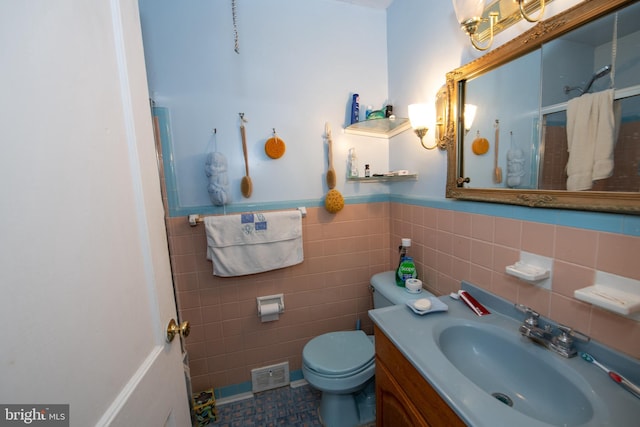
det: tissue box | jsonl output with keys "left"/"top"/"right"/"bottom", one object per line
{"left": 192, "top": 389, "right": 217, "bottom": 426}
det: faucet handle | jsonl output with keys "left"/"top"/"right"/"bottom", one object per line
{"left": 515, "top": 304, "right": 540, "bottom": 326}
{"left": 556, "top": 324, "right": 590, "bottom": 343}
{"left": 552, "top": 324, "right": 589, "bottom": 358}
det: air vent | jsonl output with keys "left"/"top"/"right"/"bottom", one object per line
{"left": 251, "top": 362, "right": 290, "bottom": 393}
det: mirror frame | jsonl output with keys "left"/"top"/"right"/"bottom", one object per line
{"left": 445, "top": 0, "right": 640, "bottom": 215}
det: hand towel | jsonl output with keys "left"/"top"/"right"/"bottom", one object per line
{"left": 566, "top": 89, "right": 616, "bottom": 191}
{"left": 204, "top": 210, "right": 303, "bottom": 277}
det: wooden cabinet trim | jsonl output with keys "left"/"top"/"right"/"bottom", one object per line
{"left": 374, "top": 325, "right": 467, "bottom": 427}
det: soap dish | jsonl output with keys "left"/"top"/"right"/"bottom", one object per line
{"left": 405, "top": 298, "right": 448, "bottom": 316}
{"left": 574, "top": 285, "right": 640, "bottom": 316}
{"left": 506, "top": 262, "right": 550, "bottom": 282}
{"left": 574, "top": 271, "right": 640, "bottom": 318}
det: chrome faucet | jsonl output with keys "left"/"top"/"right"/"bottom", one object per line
{"left": 515, "top": 304, "right": 590, "bottom": 358}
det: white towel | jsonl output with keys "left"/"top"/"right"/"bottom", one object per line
{"left": 566, "top": 89, "right": 616, "bottom": 191}
{"left": 204, "top": 211, "right": 303, "bottom": 277}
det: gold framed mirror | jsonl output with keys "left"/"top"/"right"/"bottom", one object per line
{"left": 445, "top": 0, "right": 640, "bottom": 214}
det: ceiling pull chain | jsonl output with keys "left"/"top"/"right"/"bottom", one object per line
{"left": 232, "top": 0, "right": 239, "bottom": 54}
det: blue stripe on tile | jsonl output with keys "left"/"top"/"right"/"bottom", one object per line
{"left": 171, "top": 194, "right": 640, "bottom": 237}
{"left": 214, "top": 381, "right": 252, "bottom": 400}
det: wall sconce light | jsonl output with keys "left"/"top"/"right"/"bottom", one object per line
{"left": 435, "top": 85, "right": 448, "bottom": 144}
{"left": 464, "top": 104, "right": 477, "bottom": 134}
{"left": 452, "top": 0, "right": 498, "bottom": 51}
{"left": 453, "top": 0, "right": 546, "bottom": 51}
{"left": 409, "top": 103, "right": 446, "bottom": 151}
{"left": 518, "top": 0, "right": 545, "bottom": 23}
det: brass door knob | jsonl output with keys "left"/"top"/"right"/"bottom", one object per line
{"left": 166, "top": 318, "right": 191, "bottom": 342}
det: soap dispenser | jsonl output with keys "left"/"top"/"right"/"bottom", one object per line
{"left": 395, "top": 238, "right": 417, "bottom": 286}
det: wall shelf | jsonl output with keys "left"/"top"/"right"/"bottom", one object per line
{"left": 347, "top": 173, "right": 417, "bottom": 183}
{"left": 344, "top": 117, "right": 411, "bottom": 139}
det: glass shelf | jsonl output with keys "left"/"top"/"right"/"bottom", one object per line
{"left": 344, "top": 117, "right": 411, "bottom": 139}
{"left": 347, "top": 173, "right": 418, "bottom": 182}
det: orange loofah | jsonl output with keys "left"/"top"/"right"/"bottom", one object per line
{"left": 472, "top": 136, "right": 489, "bottom": 155}
{"left": 265, "top": 136, "right": 286, "bottom": 159}
{"left": 324, "top": 189, "right": 344, "bottom": 213}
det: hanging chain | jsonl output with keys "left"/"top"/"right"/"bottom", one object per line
{"left": 610, "top": 12, "right": 618, "bottom": 88}
{"left": 232, "top": 0, "right": 239, "bottom": 54}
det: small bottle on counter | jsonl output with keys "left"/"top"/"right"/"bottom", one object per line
{"left": 365, "top": 105, "right": 373, "bottom": 119}
{"left": 385, "top": 105, "right": 393, "bottom": 118}
{"left": 364, "top": 164, "right": 370, "bottom": 178}
{"left": 349, "top": 148, "right": 358, "bottom": 178}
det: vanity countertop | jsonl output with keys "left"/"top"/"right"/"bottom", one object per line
{"left": 368, "top": 283, "right": 640, "bottom": 427}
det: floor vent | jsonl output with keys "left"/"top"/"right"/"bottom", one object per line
{"left": 251, "top": 362, "right": 290, "bottom": 393}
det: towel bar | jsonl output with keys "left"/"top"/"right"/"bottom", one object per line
{"left": 188, "top": 207, "right": 306, "bottom": 226}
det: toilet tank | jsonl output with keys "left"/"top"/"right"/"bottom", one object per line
{"left": 370, "top": 271, "right": 435, "bottom": 308}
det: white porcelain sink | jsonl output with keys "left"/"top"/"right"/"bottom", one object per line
{"left": 436, "top": 322, "right": 594, "bottom": 426}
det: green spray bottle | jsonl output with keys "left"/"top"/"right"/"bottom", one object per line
{"left": 396, "top": 238, "right": 417, "bottom": 286}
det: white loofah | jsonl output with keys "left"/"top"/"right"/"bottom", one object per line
{"left": 205, "top": 151, "right": 230, "bottom": 206}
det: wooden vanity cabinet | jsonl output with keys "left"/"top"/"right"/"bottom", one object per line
{"left": 374, "top": 325, "right": 467, "bottom": 427}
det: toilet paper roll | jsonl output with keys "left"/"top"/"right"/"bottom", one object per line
{"left": 259, "top": 302, "right": 280, "bottom": 322}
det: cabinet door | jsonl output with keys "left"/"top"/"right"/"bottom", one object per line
{"left": 376, "top": 360, "right": 430, "bottom": 427}
{"left": 374, "top": 326, "right": 467, "bottom": 427}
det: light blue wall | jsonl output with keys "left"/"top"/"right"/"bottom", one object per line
{"left": 385, "top": 0, "right": 470, "bottom": 199}
{"left": 385, "top": 0, "right": 640, "bottom": 237}
{"left": 140, "top": 0, "right": 640, "bottom": 236}
{"left": 140, "top": 0, "right": 389, "bottom": 210}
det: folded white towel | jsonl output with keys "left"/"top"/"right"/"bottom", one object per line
{"left": 566, "top": 89, "right": 616, "bottom": 191}
{"left": 204, "top": 210, "right": 303, "bottom": 277}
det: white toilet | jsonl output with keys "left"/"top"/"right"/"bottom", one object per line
{"left": 302, "top": 271, "right": 435, "bottom": 427}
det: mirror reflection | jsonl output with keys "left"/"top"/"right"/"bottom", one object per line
{"left": 463, "top": 49, "right": 541, "bottom": 189}
{"left": 458, "top": 0, "right": 640, "bottom": 195}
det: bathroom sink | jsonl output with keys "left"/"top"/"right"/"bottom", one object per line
{"left": 436, "top": 323, "right": 593, "bottom": 426}
{"left": 370, "top": 286, "right": 640, "bottom": 427}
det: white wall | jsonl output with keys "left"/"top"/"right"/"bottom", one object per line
{"left": 1, "top": 0, "right": 190, "bottom": 424}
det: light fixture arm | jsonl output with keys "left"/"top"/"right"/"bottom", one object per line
{"left": 414, "top": 128, "right": 447, "bottom": 150}
{"left": 408, "top": 103, "right": 447, "bottom": 150}
{"left": 469, "top": 12, "right": 498, "bottom": 51}
{"left": 519, "top": 0, "right": 545, "bottom": 23}
{"left": 415, "top": 128, "right": 433, "bottom": 150}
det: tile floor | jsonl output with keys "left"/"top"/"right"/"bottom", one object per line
{"left": 209, "top": 383, "right": 376, "bottom": 427}
{"left": 210, "top": 383, "right": 323, "bottom": 426}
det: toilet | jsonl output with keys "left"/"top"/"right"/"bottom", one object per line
{"left": 302, "top": 271, "right": 435, "bottom": 427}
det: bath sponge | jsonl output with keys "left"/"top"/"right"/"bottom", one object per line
{"left": 324, "top": 189, "right": 344, "bottom": 213}
{"left": 472, "top": 136, "right": 489, "bottom": 155}
{"left": 265, "top": 136, "right": 286, "bottom": 159}
{"left": 205, "top": 151, "right": 230, "bottom": 206}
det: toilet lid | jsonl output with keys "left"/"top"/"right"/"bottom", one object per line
{"left": 303, "top": 330, "right": 374, "bottom": 376}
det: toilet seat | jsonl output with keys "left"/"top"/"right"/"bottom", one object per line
{"left": 303, "top": 330, "right": 374, "bottom": 376}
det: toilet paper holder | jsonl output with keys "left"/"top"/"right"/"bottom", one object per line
{"left": 257, "top": 294, "right": 285, "bottom": 316}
